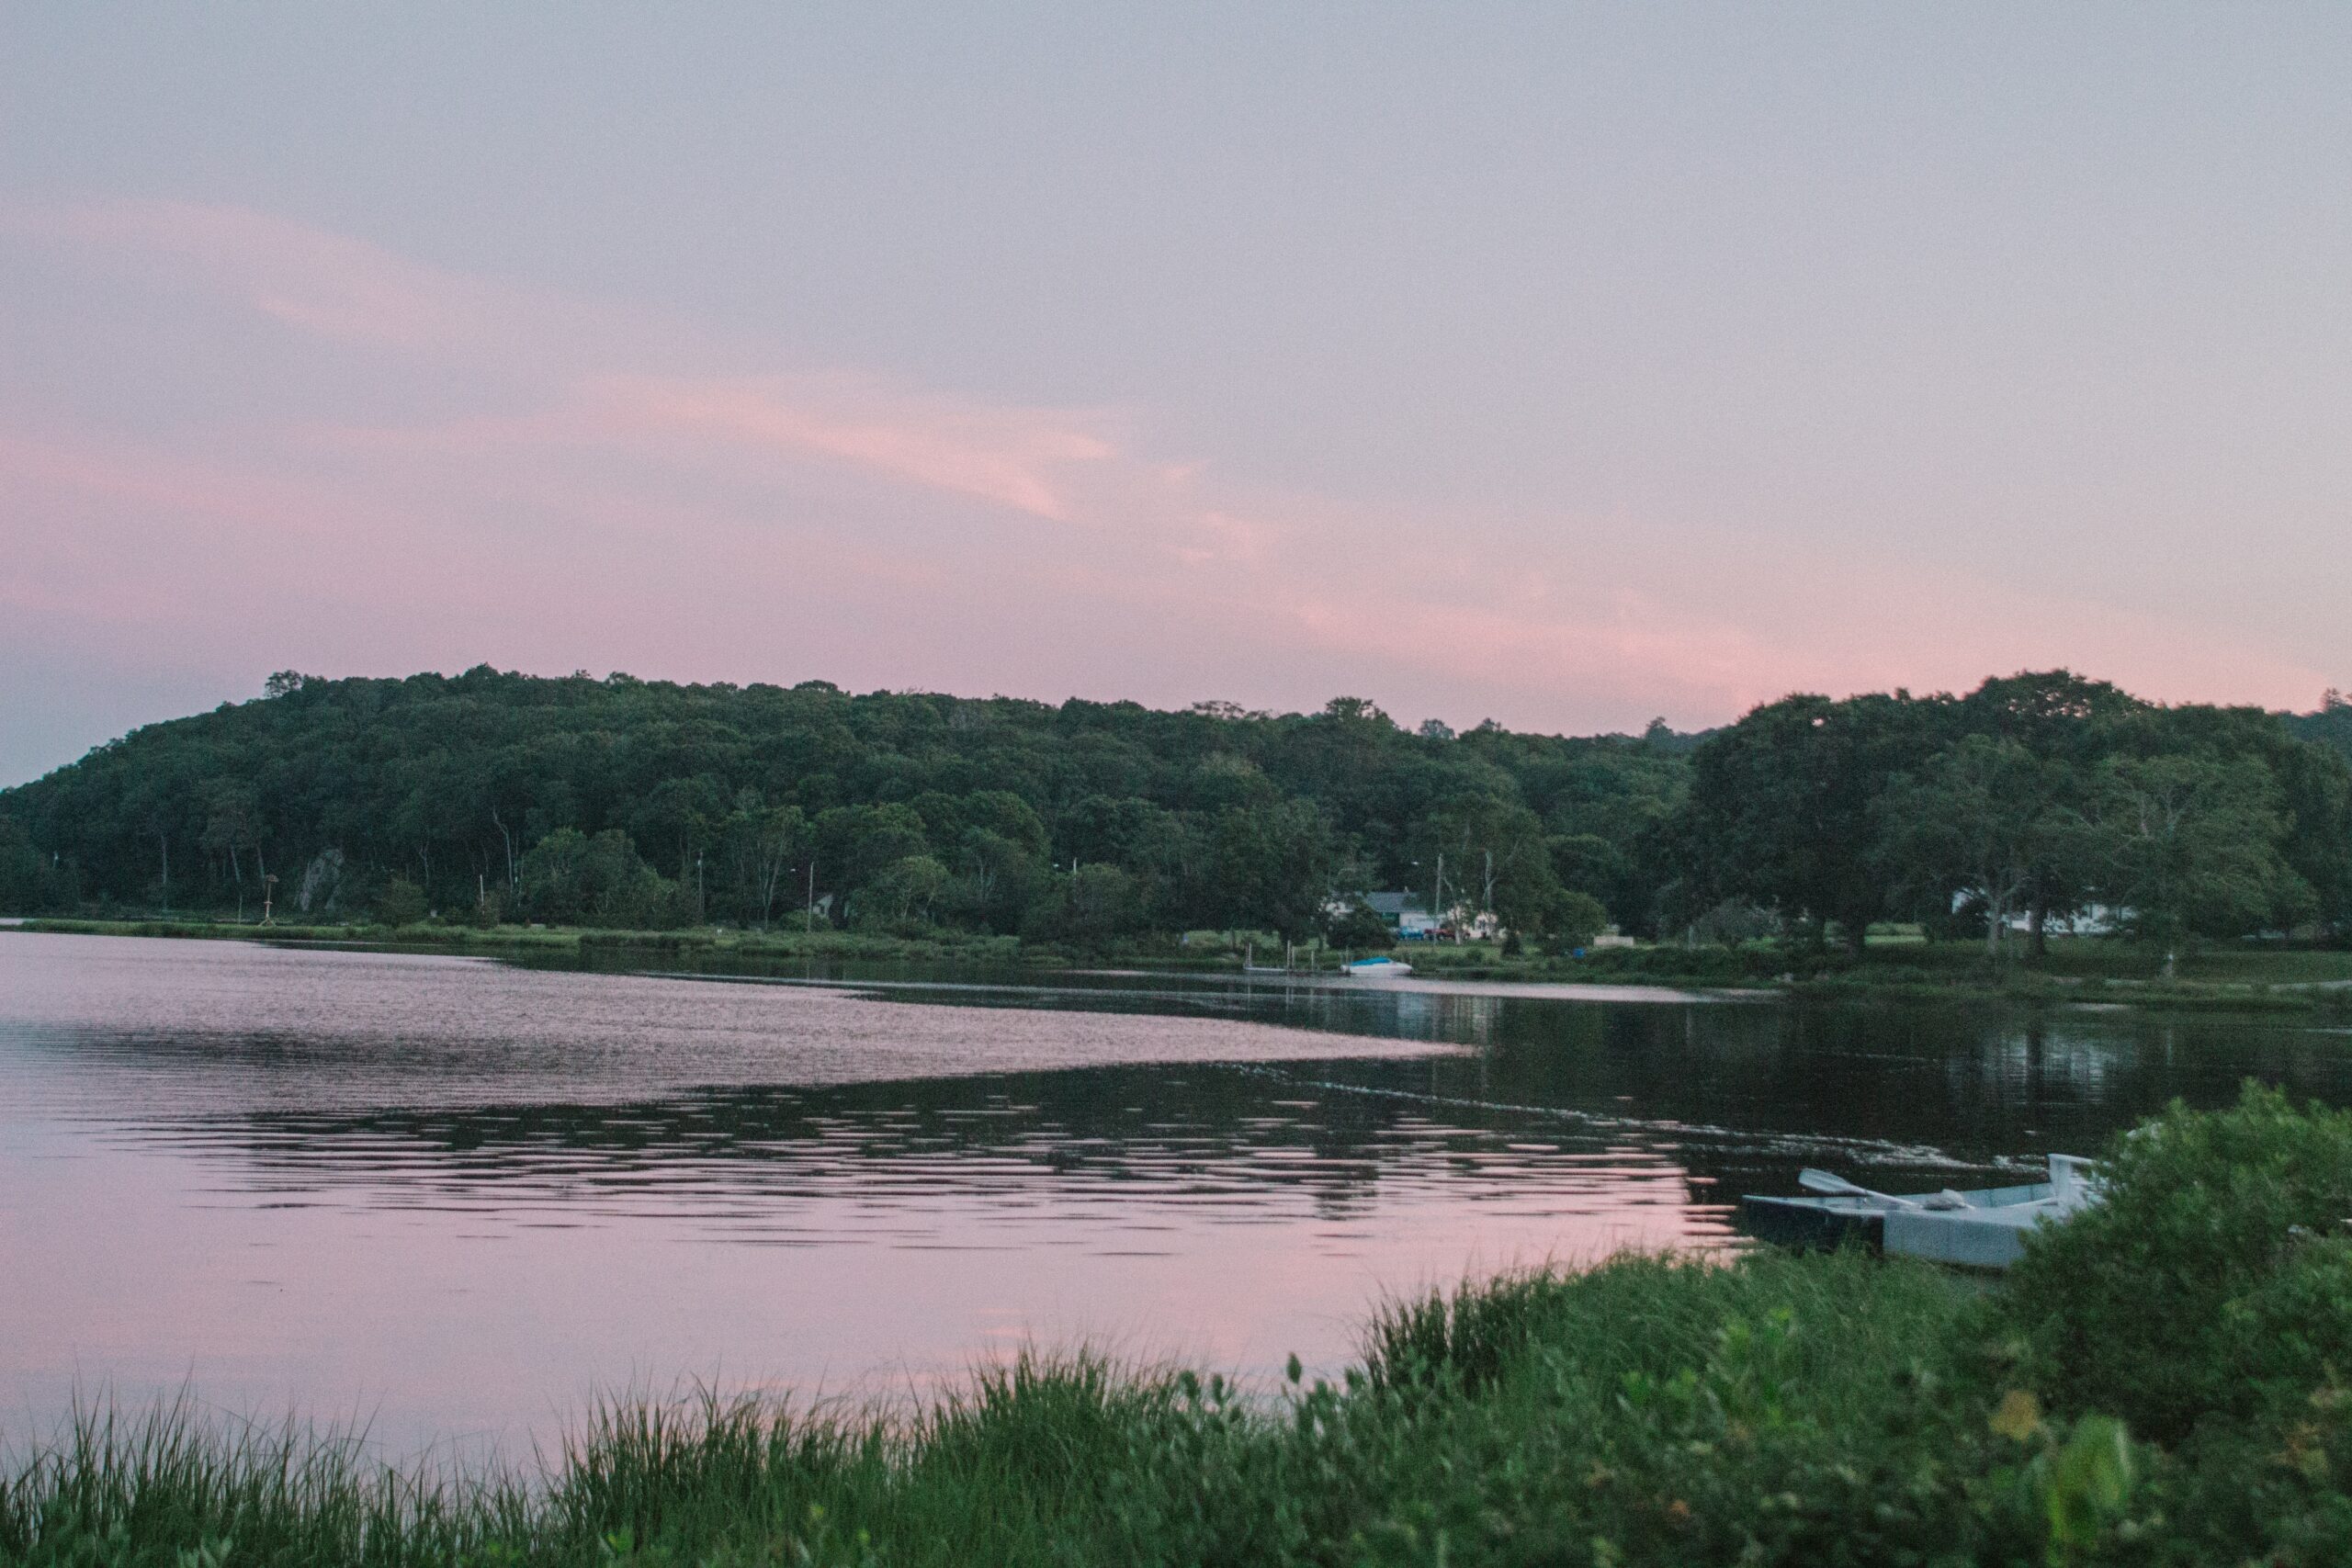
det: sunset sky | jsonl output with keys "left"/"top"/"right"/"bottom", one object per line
{"left": 4, "top": 4, "right": 2347, "bottom": 784}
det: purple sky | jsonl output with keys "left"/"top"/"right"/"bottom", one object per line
{"left": 4, "top": 6, "right": 2347, "bottom": 784}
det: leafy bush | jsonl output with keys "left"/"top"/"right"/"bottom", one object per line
{"left": 1322, "top": 901, "right": 1394, "bottom": 951}
{"left": 517, "top": 829, "right": 688, "bottom": 930}
{"left": 1995, "top": 1082, "right": 2352, "bottom": 1444}
{"left": 373, "top": 874, "right": 428, "bottom": 926}
{"left": 1548, "top": 888, "right": 1609, "bottom": 950}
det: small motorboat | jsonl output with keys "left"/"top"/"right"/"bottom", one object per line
{"left": 1341, "top": 955, "right": 1414, "bottom": 978}
{"left": 1739, "top": 1155, "right": 2098, "bottom": 1271}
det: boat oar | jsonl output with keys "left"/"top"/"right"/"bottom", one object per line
{"left": 1797, "top": 1168, "right": 1923, "bottom": 1209}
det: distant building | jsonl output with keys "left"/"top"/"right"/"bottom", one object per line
{"left": 1331, "top": 890, "right": 1447, "bottom": 939}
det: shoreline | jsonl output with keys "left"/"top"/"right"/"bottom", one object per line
{"left": 6, "top": 916, "right": 2346, "bottom": 1016}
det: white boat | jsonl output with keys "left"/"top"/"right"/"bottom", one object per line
{"left": 1341, "top": 955, "right": 1413, "bottom": 978}
{"left": 1739, "top": 1155, "right": 2098, "bottom": 1271}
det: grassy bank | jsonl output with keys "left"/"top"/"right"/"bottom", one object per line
{"left": 11, "top": 1087, "right": 2352, "bottom": 1566}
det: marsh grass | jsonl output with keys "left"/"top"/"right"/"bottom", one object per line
{"left": 0, "top": 1258, "right": 2008, "bottom": 1567}
{"left": 16, "top": 1098, "right": 2352, "bottom": 1563}
{"left": 0, "top": 1397, "right": 510, "bottom": 1567}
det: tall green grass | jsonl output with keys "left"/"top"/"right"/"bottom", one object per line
{"left": 0, "top": 1397, "right": 512, "bottom": 1566}
{"left": 0, "top": 1257, "right": 2132, "bottom": 1567}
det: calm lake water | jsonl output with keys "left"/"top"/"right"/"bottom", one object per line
{"left": 6, "top": 931, "right": 2351, "bottom": 1458}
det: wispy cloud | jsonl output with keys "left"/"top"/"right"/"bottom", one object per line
{"left": 578, "top": 377, "right": 1118, "bottom": 523}
{"left": 24, "top": 196, "right": 1125, "bottom": 525}
{"left": 0, "top": 429, "right": 357, "bottom": 536}
{"left": 19, "top": 198, "right": 543, "bottom": 353}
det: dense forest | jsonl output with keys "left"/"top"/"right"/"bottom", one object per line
{"left": 2, "top": 667, "right": 2346, "bottom": 953}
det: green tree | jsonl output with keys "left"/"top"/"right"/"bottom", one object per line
{"left": 722, "top": 798, "right": 808, "bottom": 929}
{"left": 374, "top": 875, "right": 428, "bottom": 926}
{"left": 1208, "top": 799, "right": 1334, "bottom": 941}
{"left": 198, "top": 779, "right": 264, "bottom": 894}
{"left": 1551, "top": 889, "right": 1610, "bottom": 950}
{"left": 518, "top": 827, "right": 678, "bottom": 928}
{"left": 960, "top": 790, "right": 1049, "bottom": 859}
{"left": 517, "top": 827, "right": 595, "bottom": 922}
{"left": 814, "top": 804, "right": 930, "bottom": 918}
{"left": 2082, "top": 753, "right": 2310, "bottom": 972}
{"left": 1414, "top": 796, "right": 1563, "bottom": 936}
{"left": 864, "top": 854, "right": 950, "bottom": 925}
{"left": 1065, "top": 863, "right": 1139, "bottom": 938}
{"left": 630, "top": 773, "right": 728, "bottom": 915}
{"left": 1672, "top": 692, "right": 1952, "bottom": 953}
{"left": 947, "top": 828, "right": 1044, "bottom": 932}
{"left": 1871, "top": 736, "right": 2082, "bottom": 958}
{"left": 1057, "top": 795, "right": 1169, "bottom": 867}
{"left": 1546, "top": 833, "right": 1623, "bottom": 916}
{"left": 1959, "top": 671, "right": 2143, "bottom": 949}
{"left": 0, "top": 816, "right": 48, "bottom": 912}
{"left": 1024, "top": 863, "right": 1143, "bottom": 948}
{"left": 1323, "top": 899, "right": 1395, "bottom": 950}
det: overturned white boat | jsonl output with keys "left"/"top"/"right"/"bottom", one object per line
{"left": 1340, "top": 955, "right": 1413, "bottom": 978}
{"left": 1740, "top": 1155, "right": 2098, "bottom": 1271}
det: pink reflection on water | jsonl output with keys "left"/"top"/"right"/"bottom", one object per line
{"left": 0, "top": 935, "right": 1731, "bottom": 1458}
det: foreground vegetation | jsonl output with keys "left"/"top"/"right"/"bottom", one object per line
{"left": 10, "top": 1086, "right": 2352, "bottom": 1565}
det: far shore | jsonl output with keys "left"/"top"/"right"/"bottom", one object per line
{"left": 6, "top": 915, "right": 2348, "bottom": 1016}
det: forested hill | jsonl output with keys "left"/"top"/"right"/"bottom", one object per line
{"left": 0, "top": 669, "right": 1693, "bottom": 935}
{"left": 1, "top": 667, "right": 2346, "bottom": 948}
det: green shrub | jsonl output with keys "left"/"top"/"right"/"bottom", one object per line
{"left": 1995, "top": 1082, "right": 2352, "bottom": 1445}
{"left": 373, "top": 875, "right": 428, "bottom": 927}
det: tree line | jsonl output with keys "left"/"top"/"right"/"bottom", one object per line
{"left": 1671, "top": 674, "right": 2352, "bottom": 963}
{"left": 1, "top": 666, "right": 2345, "bottom": 956}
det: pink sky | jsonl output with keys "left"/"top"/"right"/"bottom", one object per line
{"left": 4, "top": 8, "right": 2346, "bottom": 782}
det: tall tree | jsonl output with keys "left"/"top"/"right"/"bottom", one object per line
{"left": 2081, "top": 753, "right": 2311, "bottom": 973}
{"left": 1958, "top": 671, "right": 2143, "bottom": 950}
{"left": 1208, "top": 798, "right": 1335, "bottom": 940}
{"left": 1872, "top": 736, "right": 2081, "bottom": 957}
{"left": 1673, "top": 692, "right": 1953, "bottom": 952}
{"left": 1413, "top": 796, "right": 1564, "bottom": 936}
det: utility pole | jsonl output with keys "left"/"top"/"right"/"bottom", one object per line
{"left": 806, "top": 862, "right": 817, "bottom": 932}
{"left": 262, "top": 874, "right": 277, "bottom": 926}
